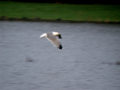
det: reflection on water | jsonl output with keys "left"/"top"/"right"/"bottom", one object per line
{"left": 0, "top": 21, "right": 120, "bottom": 90}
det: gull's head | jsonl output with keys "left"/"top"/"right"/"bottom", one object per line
{"left": 40, "top": 33, "right": 47, "bottom": 38}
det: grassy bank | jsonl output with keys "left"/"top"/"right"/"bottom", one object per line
{"left": 0, "top": 1, "right": 120, "bottom": 23}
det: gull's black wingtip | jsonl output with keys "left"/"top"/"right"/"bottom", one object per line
{"left": 58, "top": 34, "right": 62, "bottom": 39}
{"left": 58, "top": 45, "right": 63, "bottom": 49}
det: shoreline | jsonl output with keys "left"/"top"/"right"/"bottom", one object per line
{"left": 0, "top": 17, "right": 120, "bottom": 24}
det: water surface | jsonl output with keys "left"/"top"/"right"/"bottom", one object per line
{"left": 0, "top": 21, "right": 120, "bottom": 90}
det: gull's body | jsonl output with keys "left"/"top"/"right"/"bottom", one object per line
{"left": 40, "top": 32, "right": 62, "bottom": 49}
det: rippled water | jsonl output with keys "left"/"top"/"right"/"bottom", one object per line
{"left": 0, "top": 21, "right": 120, "bottom": 90}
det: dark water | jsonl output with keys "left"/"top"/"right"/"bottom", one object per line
{"left": 0, "top": 21, "right": 120, "bottom": 90}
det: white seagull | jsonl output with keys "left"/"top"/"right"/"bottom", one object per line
{"left": 40, "top": 32, "right": 63, "bottom": 49}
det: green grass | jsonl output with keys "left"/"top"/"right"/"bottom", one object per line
{"left": 0, "top": 1, "right": 120, "bottom": 22}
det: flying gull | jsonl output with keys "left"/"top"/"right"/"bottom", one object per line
{"left": 40, "top": 32, "right": 63, "bottom": 49}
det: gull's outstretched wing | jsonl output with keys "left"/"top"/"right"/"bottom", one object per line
{"left": 40, "top": 33, "right": 46, "bottom": 38}
{"left": 47, "top": 35, "right": 62, "bottom": 49}
{"left": 52, "top": 32, "right": 62, "bottom": 39}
